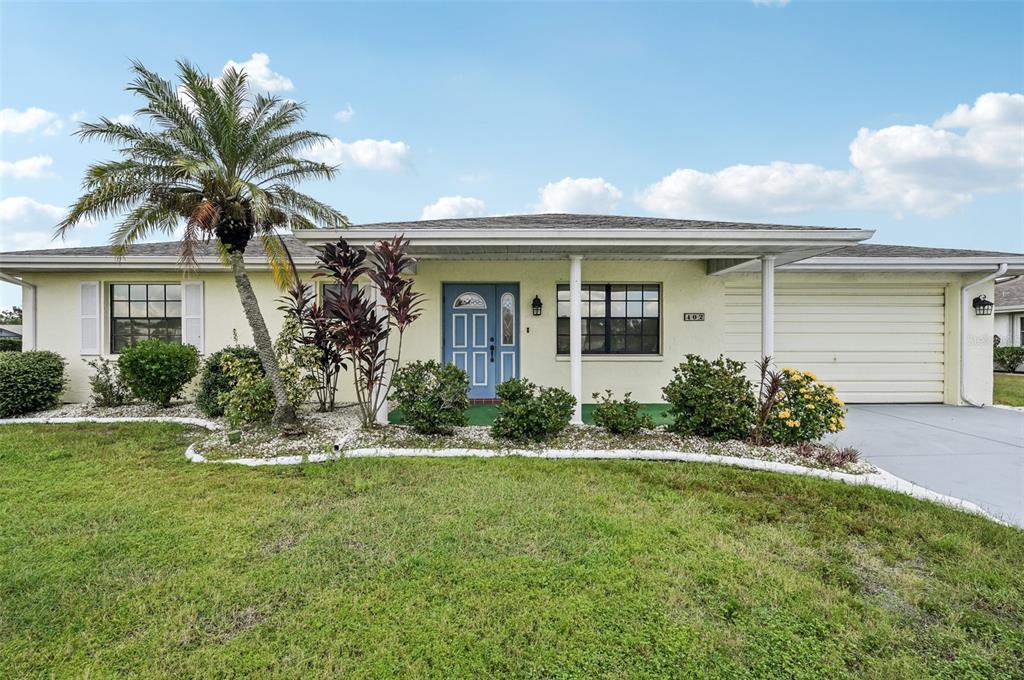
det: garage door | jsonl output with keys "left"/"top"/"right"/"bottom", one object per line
{"left": 724, "top": 280, "right": 946, "bottom": 403}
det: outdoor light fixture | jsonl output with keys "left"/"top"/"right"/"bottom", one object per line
{"left": 532, "top": 295, "right": 543, "bottom": 316}
{"left": 972, "top": 294, "right": 994, "bottom": 316}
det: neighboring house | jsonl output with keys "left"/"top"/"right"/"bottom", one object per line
{"left": 1, "top": 214, "right": 1022, "bottom": 414}
{"left": 0, "top": 325, "right": 22, "bottom": 339}
{"left": 995, "top": 276, "right": 1024, "bottom": 348}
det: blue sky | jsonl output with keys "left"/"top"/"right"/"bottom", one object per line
{"left": 1, "top": 1, "right": 1022, "bottom": 308}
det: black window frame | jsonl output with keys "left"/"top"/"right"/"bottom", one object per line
{"left": 109, "top": 283, "right": 183, "bottom": 354}
{"left": 556, "top": 283, "right": 661, "bottom": 355}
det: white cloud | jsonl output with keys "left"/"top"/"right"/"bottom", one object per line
{"left": 637, "top": 92, "right": 1024, "bottom": 219}
{"left": 0, "top": 107, "right": 62, "bottom": 135}
{"left": 850, "top": 92, "right": 1024, "bottom": 216}
{"left": 0, "top": 196, "right": 65, "bottom": 224}
{"left": 304, "top": 138, "right": 412, "bottom": 171}
{"left": 334, "top": 105, "right": 354, "bottom": 123}
{"left": 70, "top": 110, "right": 87, "bottom": 122}
{"left": 110, "top": 113, "right": 135, "bottom": 125}
{"left": 0, "top": 231, "right": 79, "bottom": 253}
{"left": 752, "top": 0, "right": 790, "bottom": 6}
{"left": 534, "top": 177, "right": 623, "bottom": 214}
{"left": 0, "top": 156, "right": 54, "bottom": 180}
{"left": 637, "top": 162, "right": 860, "bottom": 218}
{"left": 420, "top": 196, "right": 487, "bottom": 220}
{"left": 221, "top": 52, "right": 294, "bottom": 93}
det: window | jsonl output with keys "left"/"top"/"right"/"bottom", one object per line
{"left": 1019, "top": 317, "right": 1024, "bottom": 347}
{"left": 454, "top": 292, "right": 487, "bottom": 309}
{"left": 556, "top": 283, "right": 660, "bottom": 355}
{"left": 110, "top": 283, "right": 182, "bottom": 353}
{"left": 500, "top": 292, "right": 515, "bottom": 345}
{"left": 321, "top": 283, "right": 360, "bottom": 317}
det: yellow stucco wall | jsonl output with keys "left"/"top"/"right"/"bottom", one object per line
{"left": 22, "top": 262, "right": 993, "bottom": 405}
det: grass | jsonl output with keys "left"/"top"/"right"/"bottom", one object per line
{"left": 993, "top": 372, "right": 1024, "bottom": 406}
{"left": 2, "top": 423, "right": 1022, "bottom": 678}
{"left": 391, "top": 402, "right": 674, "bottom": 426}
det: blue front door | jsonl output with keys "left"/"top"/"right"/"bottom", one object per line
{"left": 443, "top": 283, "right": 519, "bottom": 399}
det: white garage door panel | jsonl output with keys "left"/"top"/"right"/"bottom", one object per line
{"left": 725, "top": 281, "right": 945, "bottom": 403}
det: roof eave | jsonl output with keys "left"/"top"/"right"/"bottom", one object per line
{"left": 782, "top": 257, "right": 1024, "bottom": 273}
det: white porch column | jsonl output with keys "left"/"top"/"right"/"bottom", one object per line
{"left": 761, "top": 255, "right": 776, "bottom": 360}
{"left": 569, "top": 255, "right": 584, "bottom": 424}
{"left": 370, "top": 282, "right": 390, "bottom": 426}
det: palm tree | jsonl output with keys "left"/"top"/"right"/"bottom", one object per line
{"left": 56, "top": 60, "right": 348, "bottom": 428}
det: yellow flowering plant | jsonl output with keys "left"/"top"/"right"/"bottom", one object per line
{"left": 764, "top": 368, "right": 846, "bottom": 445}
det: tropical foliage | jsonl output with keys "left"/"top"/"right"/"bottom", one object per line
{"left": 662, "top": 354, "right": 757, "bottom": 441}
{"left": 762, "top": 368, "right": 846, "bottom": 445}
{"left": 117, "top": 340, "right": 199, "bottom": 407}
{"left": 492, "top": 378, "right": 576, "bottom": 442}
{"left": 591, "top": 390, "right": 654, "bottom": 434}
{"left": 311, "top": 236, "right": 423, "bottom": 428}
{"left": 195, "top": 346, "right": 262, "bottom": 417}
{"left": 392, "top": 360, "right": 470, "bottom": 434}
{"left": 54, "top": 60, "right": 347, "bottom": 427}
{"left": 86, "top": 357, "right": 133, "bottom": 407}
{"left": 0, "top": 351, "right": 66, "bottom": 417}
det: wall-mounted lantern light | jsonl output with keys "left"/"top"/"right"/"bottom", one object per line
{"left": 532, "top": 295, "right": 543, "bottom": 316}
{"left": 972, "top": 294, "right": 994, "bottom": 316}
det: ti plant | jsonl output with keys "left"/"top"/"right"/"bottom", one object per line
{"left": 313, "top": 236, "right": 423, "bottom": 428}
{"left": 751, "top": 355, "right": 784, "bottom": 446}
{"left": 278, "top": 280, "right": 346, "bottom": 411}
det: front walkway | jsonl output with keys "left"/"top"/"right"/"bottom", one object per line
{"left": 828, "top": 405, "right": 1024, "bottom": 528}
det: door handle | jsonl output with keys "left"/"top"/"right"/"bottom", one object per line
{"left": 489, "top": 342, "right": 495, "bottom": 363}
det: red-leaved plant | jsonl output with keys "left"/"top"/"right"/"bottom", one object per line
{"left": 279, "top": 280, "right": 346, "bottom": 411}
{"left": 313, "top": 236, "right": 423, "bottom": 427}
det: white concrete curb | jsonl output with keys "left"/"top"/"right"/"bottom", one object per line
{"left": 3, "top": 416, "right": 1003, "bottom": 525}
{"left": 189, "top": 441, "right": 1005, "bottom": 526}
{"left": 0, "top": 415, "right": 223, "bottom": 430}
{"left": 992, "top": 404, "right": 1024, "bottom": 413}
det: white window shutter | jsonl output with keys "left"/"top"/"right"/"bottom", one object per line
{"left": 80, "top": 281, "right": 101, "bottom": 355}
{"left": 182, "top": 281, "right": 204, "bottom": 353}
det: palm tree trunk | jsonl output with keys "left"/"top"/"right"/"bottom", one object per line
{"left": 228, "top": 251, "right": 299, "bottom": 428}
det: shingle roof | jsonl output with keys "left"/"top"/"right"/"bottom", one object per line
{"left": 354, "top": 213, "right": 860, "bottom": 231}
{"left": 825, "top": 243, "right": 1023, "bottom": 258}
{"left": 0, "top": 234, "right": 318, "bottom": 258}
{"left": 996, "top": 277, "right": 1024, "bottom": 308}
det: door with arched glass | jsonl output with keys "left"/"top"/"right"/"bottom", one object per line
{"left": 442, "top": 283, "right": 519, "bottom": 399}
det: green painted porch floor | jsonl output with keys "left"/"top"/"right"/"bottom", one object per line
{"left": 389, "top": 402, "right": 673, "bottom": 427}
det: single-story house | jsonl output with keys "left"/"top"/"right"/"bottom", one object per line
{"left": 0, "top": 324, "right": 22, "bottom": 339}
{"left": 995, "top": 276, "right": 1024, "bottom": 348}
{"left": 2, "top": 214, "right": 1022, "bottom": 420}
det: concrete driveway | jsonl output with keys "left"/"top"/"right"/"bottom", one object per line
{"left": 828, "top": 405, "right": 1024, "bottom": 527}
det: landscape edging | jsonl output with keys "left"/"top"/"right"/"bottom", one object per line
{"left": 1, "top": 416, "right": 1004, "bottom": 526}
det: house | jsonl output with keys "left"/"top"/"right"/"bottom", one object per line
{"left": 1, "top": 214, "right": 1022, "bottom": 419}
{"left": 0, "top": 325, "right": 22, "bottom": 339}
{"left": 995, "top": 276, "right": 1024, "bottom": 348}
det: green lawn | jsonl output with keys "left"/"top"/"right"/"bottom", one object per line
{"left": 391, "top": 402, "right": 673, "bottom": 426}
{"left": 2, "top": 424, "right": 1022, "bottom": 678}
{"left": 993, "top": 372, "right": 1024, "bottom": 407}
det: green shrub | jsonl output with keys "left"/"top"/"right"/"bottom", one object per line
{"left": 86, "top": 357, "right": 132, "bottom": 407}
{"left": 994, "top": 346, "right": 1024, "bottom": 373}
{"left": 117, "top": 340, "right": 199, "bottom": 407}
{"left": 392, "top": 360, "right": 469, "bottom": 434}
{"left": 0, "top": 338, "right": 21, "bottom": 352}
{"left": 0, "top": 351, "right": 66, "bottom": 417}
{"left": 763, "top": 368, "right": 846, "bottom": 445}
{"left": 492, "top": 378, "right": 576, "bottom": 442}
{"left": 196, "top": 346, "right": 262, "bottom": 417}
{"left": 591, "top": 390, "right": 654, "bottom": 434}
{"left": 662, "top": 354, "right": 756, "bottom": 441}
{"left": 218, "top": 352, "right": 275, "bottom": 427}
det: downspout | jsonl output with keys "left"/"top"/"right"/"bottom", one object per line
{"left": 960, "top": 264, "right": 1008, "bottom": 406}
